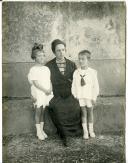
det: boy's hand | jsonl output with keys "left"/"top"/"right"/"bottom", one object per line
{"left": 92, "top": 100, "right": 96, "bottom": 106}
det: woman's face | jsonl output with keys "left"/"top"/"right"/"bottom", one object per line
{"left": 35, "top": 51, "right": 45, "bottom": 64}
{"left": 54, "top": 44, "right": 66, "bottom": 60}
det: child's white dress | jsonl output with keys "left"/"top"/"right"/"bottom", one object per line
{"left": 28, "top": 65, "right": 53, "bottom": 108}
{"left": 71, "top": 67, "right": 99, "bottom": 107}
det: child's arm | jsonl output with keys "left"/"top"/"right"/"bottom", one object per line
{"left": 92, "top": 71, "right": 99, "bottom": 104}
{"left": 33, "top": 80, "right": 52, "bottom": 95}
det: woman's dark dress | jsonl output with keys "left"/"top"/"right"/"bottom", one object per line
{"left": 46, "top": 58, "right": 82, "bottom": 136}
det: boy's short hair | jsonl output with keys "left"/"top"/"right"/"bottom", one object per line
{"left": 78, "top": 50, "right": 91, "bottom": 60}
{"left": 51, "top": 39, "right": 66, "bottom": 54}
{"left": 31, "top": 43, "right": 43, "bottom": 60}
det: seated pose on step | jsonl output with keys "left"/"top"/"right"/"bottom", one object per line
{"left": 72, "top": 50, "right": 99, "bottom": 139}
{"left": 46, "top": 39, "right": 82, "bottom": 146}
{"left": 28, "top": 43, "right": 53, "bottom": 140}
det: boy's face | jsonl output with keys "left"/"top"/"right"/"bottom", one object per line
{"left": 78, "top": 54, "right": 88, "bottom": 68}
{"left": 54, "top": 44, "right": 66, "bottom": 60}
{"left": 35, "top": 51, "right": 46, "bottom": 64}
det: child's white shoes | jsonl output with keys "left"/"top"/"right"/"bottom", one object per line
{"left": 40, "top": 122, "right": 48, "bottom": 139}
{"left": 89, "top": 123, "right": 96, "bottom": 138}
{"left": 83, "top": 132, "right": 89, "bottom": 139}
{"left": 82, "top": 123, "right": 89, "bottom": 139}
{"left": 41, "top": 131, "right": 48, "bottom": 139}
{"left": 37, "top": 133, "right": 45, "bottom": 141}
{"left": 89, "top": 131, "right": 95, "bottom": 138}
{"left": 36, "top": 124, "right": 45, "bottom": 140}
{"left": 82, "top": 123, "right": 96, "bottom": 139}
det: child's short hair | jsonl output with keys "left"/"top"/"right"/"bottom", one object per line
{"left": 31, "top": 43, "right": 44, "bottom": 60}
{"left": 78, "top": 50, "right": 91, "bottom": 60}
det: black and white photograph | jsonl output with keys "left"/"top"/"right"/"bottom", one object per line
{"left": 2, "top": 1, "right": 126, "bottom": 163}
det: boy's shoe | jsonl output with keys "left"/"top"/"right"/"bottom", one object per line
{"left": 89, "top": 132, "right": 96, "bottom": 138}
{"left": 83, "top": 133, "right": 89, "bottom": 139}
{"left": 82, "top": 123, "right": 89, "bottom": 139}
{"left": 89, "top": 123, "right": 96, "bottom": 138}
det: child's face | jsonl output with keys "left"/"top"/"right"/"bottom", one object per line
{"left": 78, "top": 54, "right": 88, "bottom": 68}
{"left": 35, "top": 51, "right": 45, "bottom": 64}
{"left": 54, "top": 44, "right": 66, "bottom": 60}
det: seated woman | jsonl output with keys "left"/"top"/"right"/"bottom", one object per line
{"left": 46, "top": 39, "right": 82, "bottom": 146}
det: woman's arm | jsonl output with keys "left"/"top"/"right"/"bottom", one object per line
{"left": 33, "top": 80, "right": 52, "bottom": 95}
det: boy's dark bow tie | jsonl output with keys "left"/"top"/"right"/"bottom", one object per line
{"left": 80, "top": 75, "right": 86, "bottom": 86}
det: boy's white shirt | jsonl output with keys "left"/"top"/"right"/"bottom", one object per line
{"left": 71, "top": 67, "right": 99, "bottom": 101}
{"left": 28, "top": 65, "right": 53, "bottom": 108}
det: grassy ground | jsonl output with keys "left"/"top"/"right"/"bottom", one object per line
{"left": 3, "top": 133, "right": 125, "bottom": 163}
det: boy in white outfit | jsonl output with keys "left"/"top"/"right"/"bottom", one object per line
{"left": 72, "top": 50, "right": 99, "bottom": 139}
{"left": 28, "top": 43, "right": 53, "bottom": 140}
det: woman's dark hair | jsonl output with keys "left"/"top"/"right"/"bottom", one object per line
{"left": 51, "top": 39, "right": 66, "bottom": 53}
{"left": 78, "top": 50, "right": 91, "bottom": 60}
{"left": 31, "top": 43, "right": 43, "bottom": 60}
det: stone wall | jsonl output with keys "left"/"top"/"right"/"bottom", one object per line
{"left": 2, "top": 2, "right": 125, "bottom": 97}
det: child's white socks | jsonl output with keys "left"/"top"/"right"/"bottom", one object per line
{"left": 82, "top": 123, "right": 89, "bottom": 139}
{"left": 40, "top": 122, "right": 48, "bottom": 139}
{"left": 35, "top": 124, "right": 45, "bottom": 140}
{"left": 89, "top": 123, "right": 95, "bottom": 138}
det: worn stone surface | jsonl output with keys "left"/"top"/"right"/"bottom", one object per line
{"left": 2, "top": 2, "right": 125, "bottom": 63}
{"left": 2, "top": 3, "right": 126, "bottom": 162}
{"left": 2, "top": 59, "right": 125, "bottom": 97}
{"left": 2, "top": 2, "right": 126, "bottom": 97}
{"left": 3, "top": 97, "right": 125, "bottom": 136}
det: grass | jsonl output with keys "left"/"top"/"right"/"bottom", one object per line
{"left": 3, "top": 133, "right": 125, "bottom": 163}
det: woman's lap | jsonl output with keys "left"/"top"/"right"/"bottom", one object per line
{"left": 49, "top": 95, "right": 82, "bottom": 136}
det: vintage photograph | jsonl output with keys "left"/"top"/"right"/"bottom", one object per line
{"left": 2, "top": 1, "right": 126, "bottom": 163}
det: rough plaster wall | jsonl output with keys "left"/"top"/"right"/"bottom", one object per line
{"left": 3, "top": 97, "right": 125, "bottom": 135}
{"left": 2, "top": 60, "right": 125, "bottom": 97}
{"left": 2, "top": 2, "right": 126, "bottom": 96}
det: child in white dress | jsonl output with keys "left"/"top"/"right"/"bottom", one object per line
{"left": 28, "top": 43, "right": 53, "bottom": 140}
{"left": 72, "top": 50, "right": 99, "bottom": 139}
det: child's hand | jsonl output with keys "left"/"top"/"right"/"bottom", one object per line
{"left": 31, "top": 96, "right": 37, "bottom": 103}
{"left": 92, "top": 100, "right": 96, "bottom": 106}
{"left": 73, "top": 95, "right": 79, "bottom": 101}
{"left": 45, "top": 89, "right": 52, "bottom": 95}
{"left": 45, "top": 84, "right": 53, "bottom": 95}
